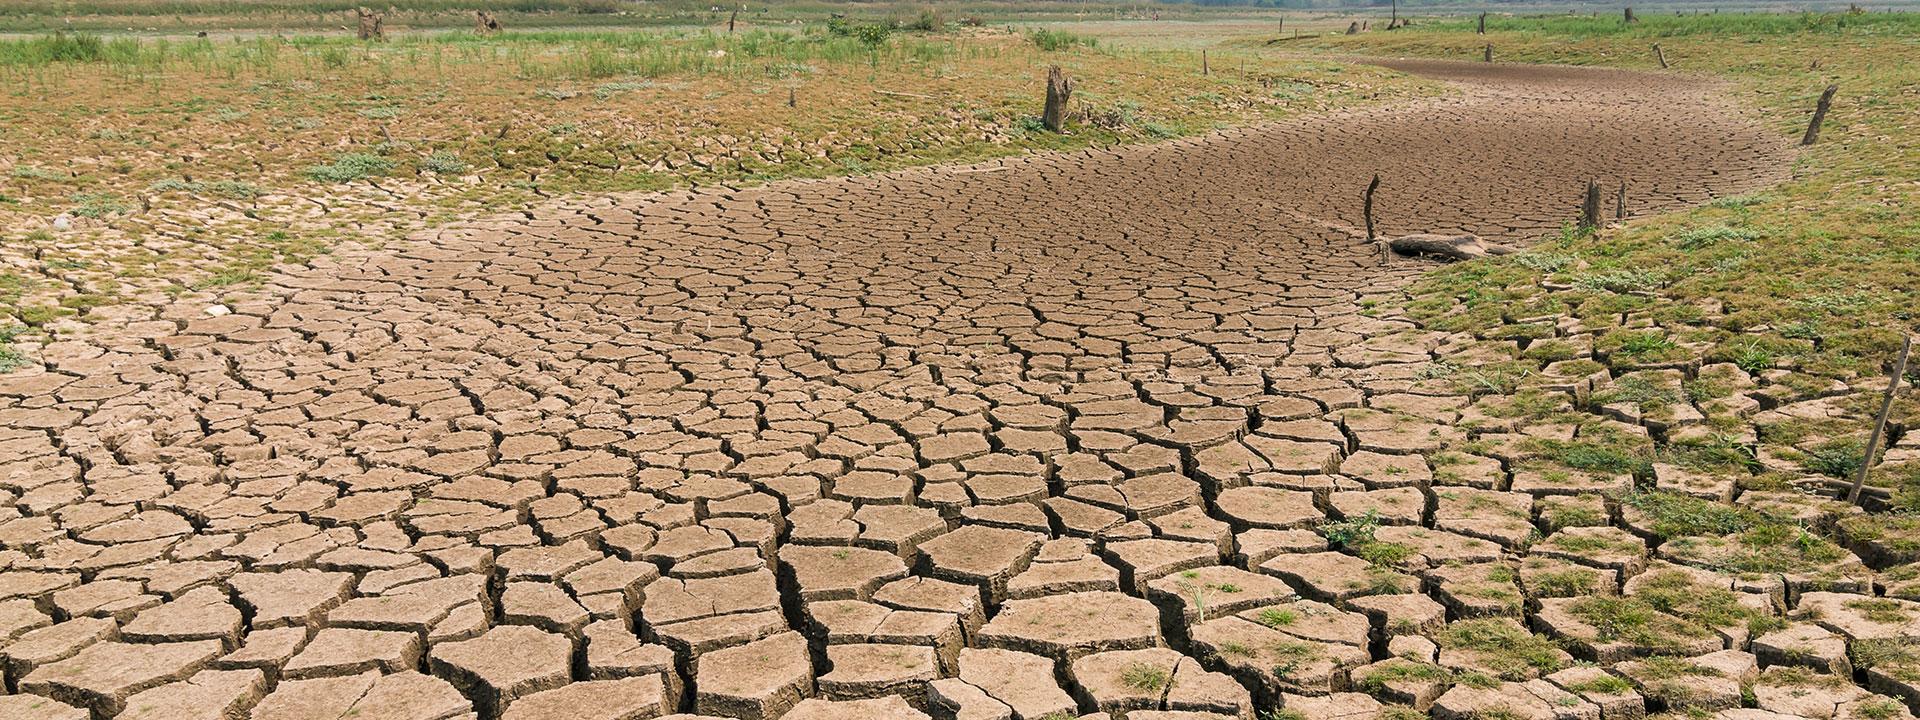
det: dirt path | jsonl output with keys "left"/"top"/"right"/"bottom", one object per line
{"left": 0, "top": 61, "right": 1793, "bottom": 720}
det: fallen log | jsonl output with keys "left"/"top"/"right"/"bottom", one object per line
{"left": 1388, "top": 234, "right": 1515, "bottom": 260}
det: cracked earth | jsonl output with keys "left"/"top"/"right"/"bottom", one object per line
{"left": 2, "top": 59, "right": 1869, "bottom": 720}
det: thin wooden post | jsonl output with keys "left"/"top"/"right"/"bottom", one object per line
{"left": 1043, "top": 65, "right": 1073, "bottom": 133}
{"left": 1848, "top": 335, "right": 1913, "bottom": 504}
{"left": 1390, "top": 0, "right": 1398, "bottom": 27}
{"left": 728, "top": 7, "right": 738, "bottom": 34}
{"left": 1801, "top": 84, "right": 1838, "bottom": 146}
{"left": 1362, "top": 174, "right": 1380, "bottom": 242}
{"left": 1202, "top": 50, "right": 1209, "bottom": 76}
{"left": 1579, "top": 180, "right": 1601, "bottom": 231}
{"left": 1614, "top": 182, "right": 1627, "bottom": 220}
{"left": 1483, "top": 44, "right": 1493, "bottom": 62}
{"left": 1652, "top": 43, "right": 1668, "bottom": 68}
{"left": 1278, "top": 17, "right": 1283, "bottom": 33}
{"left": 787, "top": 87, "right": 796, "bottom": 108}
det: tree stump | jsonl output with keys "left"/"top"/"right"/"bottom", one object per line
{"left": 1362, "top": 173, "right": 1380, "bottom": 242}
{"left": 1579, "top": 180, "right": 1602, "bottom": 231}
{"left": 1484, "top": 44, "right": 1493, "bottom": 63}
{"left": 475, "top": 11, "right": 501, "bottom": 35}
{"left": 1624, "top": 6, "right": 1637, "bottom": 23}
{"left": 1346, "top": 21, "right": 1359, "bottom": 35}
{"left": 1478, "top": 12, "right": 1487, "bottom": 33}
{"left": 356, "top": 7, "right": 385, "bottom": 41}
{"left": 1615, "top": 182, "right": 1627, "bottom": 220}
{"left": 1042, "top": 65, "right": 1073, "bottom": 133}
{"left": 1801, "top": 84, "right": 1837, "bottom": 146}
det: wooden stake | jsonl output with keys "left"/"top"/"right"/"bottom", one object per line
{"left": 1202, "top": 50, "right": 1209, "bottom": 76}
{"left": 1615, "top": 182, "right": 1627, "bottom": 220}
{"left": 1579, "top": 180, "right": 1601, "bottom": 231}
{"left": 787, "top": 87, "right": 796, "bottom": 108}
{"left": 1477, "top": 12, "right": 1486, "bottom": 33}
{"left": 1043, "top": 65, "right": 1074, "bottom": 133}
{"left": 1362, "top": 174, "right": 1381, "bottom": 242}
{"left": 1652, "top": 43, "right": 1668, "bottom": 68}
{"left": 1848, "top": 335, "right": 1913, "bottom": 504}
{"left": 1801, "top": 84, "right": 1838, "bottom": 146}
{"left": 728, "top": 7, "right": 738, "bottom": 34}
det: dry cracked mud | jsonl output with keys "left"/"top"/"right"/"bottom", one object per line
{"left": 10, "top": 59, "right": 1886, "bottom": 720}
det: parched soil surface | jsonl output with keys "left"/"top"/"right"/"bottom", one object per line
{"left": 0, "top": 61, "right": 1845, "bottom": 720}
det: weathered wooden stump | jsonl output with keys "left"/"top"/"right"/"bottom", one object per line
{"left": 1478, "top": 12, "right": 1487, "bottom": 33}
{"left": 1579, "top": 180, "right": 1602, "bottom": 231}
{"left": 356, "top": 7, "right": 385, "bottom": 41}
{"left": 1042, "top": 65, "right": 1074, "bottom": 133}
{"left": 1801, "top": 84, "right": 1838, "bottom": 146}
{"left": 1362, "top": 174, "right": 1380, "bottom": 242}
{"left": 1483, "top": 44, "right": 1493, "bottom": 63}
{"left": 475, "top": 11, "right": 501, "bottom": 35}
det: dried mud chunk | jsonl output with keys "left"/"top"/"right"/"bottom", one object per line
{"left": 780, "top": 545, "right": 909, "bottom": 602}
{"left": 228, "top": 569, "right": 353, "bottom": 629}
{"left": 281, "top": 627, "right": 423, "bottom": 679}
{"left": 817, "top": 643, "right": 938, "bottom": 704}
{"left": 693, "top": 631, "right": 814, "bottom": 720}
{"left": 1258, "top": 551, "right": 1418, "bottom": 601}
{"left": 976, "top": 591, "right": 1161, "bottom": 661}
{"left": 116, "top": 668, "right": 267, "bottom": 720}
{"left": 0, "top": 695, "right": 89, "bottom": 720}
{"left": 19, "top": 640, "right": 224, "bottom": 718}
{"left": 428, "top": 625, "right": 575, "bottom": 718}
{"left": 1144, "top": 565, "right": 1295, "bottom": 627}
{"left": 956, "top": 648, "right": 1077, "bottom": 720}
{"left": 784, "top": 696, "right": 931, "bottom": 720}
{"left": 498, "top": 676, "right": 674, "bottom": 720}
{"left": 916, "top": 525, "right": 1044, "bottom": 604}
{"left": 251, "top": 670, "right": 472, "bottom": 720}
{"left": 1214, "top": 487, "right": 1322, "bottom": 531}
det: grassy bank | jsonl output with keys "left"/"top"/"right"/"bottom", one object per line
{"left": 0, "top": 25, "right": 1424, "bottom": 368}
{"left": 1285, "top": 13, "right": 1920, "bottom": 518}
{"left": 0, "top": 0, "right": 1289, "bottom": 34}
